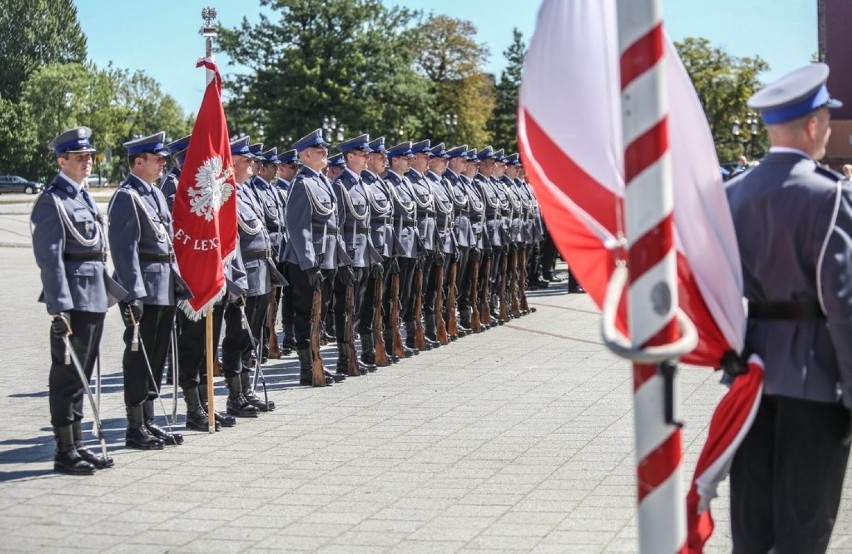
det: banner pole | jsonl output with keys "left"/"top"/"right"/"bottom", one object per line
{"left": 205, "top": 307, "right": 215, "bottom": 433}
{"left": 616, "top": 1, "right": 685, "bottom": 552}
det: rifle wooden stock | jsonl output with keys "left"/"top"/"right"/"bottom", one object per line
{"left": 447, "top": 261, "right": 459, "bottom": 337}
{"left": 480, "top": 254, "right": 492, "bottom": 327}
{"left": 373, "top": 277, "right": 389, "bottom": 367}
{"left": 470, "top": 255, "right": 481, "bottom": 333}
{"left": 267, "top": 288, "right": 281, "bottom": 358}
{"left": 345, "top": 283, "right": 360, "bottom": 376}
{"left": 510, "top": 249, "right": 521, "bottom": 319}
{"left": 390, "top": 272, "right": 405, "bottom": 358}
{"left": 498, "top": 249, "right": 509, "bottom": 323}
{"left": 435, "top": 261, "right": 449, "bottom": 345}
{"left": 519, "top": 247, "right": 530, "bottom": 314}
{"left": 310, "top": 288, "right": 326, "bottom": 387}
{"left": 413, "top": 265, "right": 426, "bottom": 350}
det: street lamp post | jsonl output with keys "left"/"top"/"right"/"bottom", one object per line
{"left": 445, "top": 113, "right": 458, "bottom": 143}
{"left": 732, "top": 113, "right": 759, "bottom": 158}
{"left": 322, "top": 116, "right": 344, "bottom": 143}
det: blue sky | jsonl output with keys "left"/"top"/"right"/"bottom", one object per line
{"left": 74, "top": 0, "right": 817, "bottom": 115}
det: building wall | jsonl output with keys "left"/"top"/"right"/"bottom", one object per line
{"left": 824, "top": 0, "right": 852, "bottom": 163}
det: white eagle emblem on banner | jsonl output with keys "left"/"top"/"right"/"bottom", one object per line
{"left": 187, "top": 156, "right": 233, "bottom": 221}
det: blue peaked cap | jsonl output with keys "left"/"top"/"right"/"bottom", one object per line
{"left": 260, "top": 147, "right": 280, "bottom": 164}
{"left": 124, "top": 131, "right": 168, "bottom": 157}
{"left": 328, "top": 152, "right": 345, "bottom": 167}
{"left": 477, "top": 146, "right": 495, "bottom": 161}
{"left": 50, "top": 126, "right": 96, "bottom": 156}
{"left": 368, "top": 137, "right": 387, "bottom": 154}
{"left": 430, "top": 143, "right": 449, "bottom": 158}
{"left": 279, "top": 149, "right": 300, "bottom": 164}
{"left": 411, "top": 139, "right": 431, "bottom": 155}
{"left": 166, "top": 135, "right": 191, "bottom": 155}
{"left": 292, "top": 129, "right": 330, "bottom": 152}
{"left": 338, "top": 134, "right": 371, "bottom": 153}
{"left": 387, "top": 141, "right": 413, "bottom": 159}
{"left": 446, "top": 145, "right": 468, "bottom": 159}
{"left": 749, "top": 63, "right": 843, "bottom": 125}
{"left": 230, "top": 136, "right": 253, "bottom": 157}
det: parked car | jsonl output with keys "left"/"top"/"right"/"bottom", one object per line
{"left": 85, "top": 174, "right": 109, "bottom": 187}
{"left": 0, "top": 175, "right": 43, "bottom": 194}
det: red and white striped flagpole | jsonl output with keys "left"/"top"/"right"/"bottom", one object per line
{"left": 617, "top": 1, "right": 685, "bottom": 552}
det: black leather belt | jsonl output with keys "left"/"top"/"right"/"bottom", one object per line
{"left": 398, "top": 218, "right": 416, "bottom": 227}
{"left": 312, "top": 223, "right": 338, "bottom": 234}
{"left": 748, "top": 301, "right": 824, "bottom": 320}
{"left": 242, "top": 249, "right": 271, "bottom": 261}
{"left": 64, "top": 252, "right": 107, "bottom": 262}
{"left": 355, "top": 225, "right": 370, "bottom": 233}
{"left": 140, "top": 252, "right": 175, "bottom": 263}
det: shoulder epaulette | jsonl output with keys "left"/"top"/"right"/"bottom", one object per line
{"left": 815, "top": 164, "right": 843, "bottom": 182}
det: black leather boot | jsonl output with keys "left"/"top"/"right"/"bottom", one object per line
{"left": 199, "top": 385, "right": 236, "bottom": 427}
{"left": 281, "top": 322, "right": 296, "bottom": 355}
{"left": 226, "top": 375, "right": 259, "bottom": 417}
{"left": 72, "top": 420, "right": 113, "bottom": 469}
{"left": 143, "top": 400, "right": 183, "bottom": 445}
{"left": 54, "top": 424, "right": 95, "bottom": 475}
{"left": 241, "top": 372, "right": 275, "bottom": 411}
{"left": 403, "top": 321, "right": 420, "bottom": 356}
{"left": 297, "top": 348, "right": 334, "bottom": 386}
{"left": 126, "top": 404, "right": 165, "bottom": 450}
{"left": 424, "top": 315, "right": 440, "bottom": 348}
{"left": 383, "top": 329, "right": 400, "bottom": 363}
{"left": 184, "top": 387, "right": 220, "bottom": 431}
{"left": 359, "top": 333, "right": 378, "bottom": 372}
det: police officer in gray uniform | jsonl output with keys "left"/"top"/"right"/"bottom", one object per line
{"left": 425, "top": 143, "right": 457, "bottom": 343}
{"left": 283, "top": 129, "right": 350, "bottom": 386}
{"left": 32, "top": 127, "right": 125, "bottom": 474}
{"left": 384, "top": 141, "right": 421, "bottom": 357}
{"left": 726, "top": 63, "right": 852, "bottom": 553}
{"left": 443, "top": 145, "right": 475, "bottom": 336}
{"left": 109, "top": 132, "right": 189, "bottom": 449}
{"left": 220, "top": 137, "right": 284, "bottom": 415}
{"left": 275, "top": 148, "right": 300, "bottom": 355}
{"left": 331, "top": 134, "right": 383, "bottom": 375}
{"left": 474, "top": 146, "right": 506, "bottom": 325}
{"left": 360, "top": 137, "right": 397, "bottom": 365}
{"left": 158, "top": 134, "right": 190, "bottom": 210}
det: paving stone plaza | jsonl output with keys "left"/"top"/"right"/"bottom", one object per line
{"left": 2, "top": 197, "right": 852, "bottom": 552}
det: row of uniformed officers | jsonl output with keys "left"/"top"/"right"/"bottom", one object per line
{"left": 32, "top": 125, "right": 549, "bottom": 475}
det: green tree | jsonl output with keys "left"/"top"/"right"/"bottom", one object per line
{"left": 0, "top": 0, "right": 87, "bottom": 102}
{"left": 674, "top": 37, "right": 769, "bottom": 162}
{"left": 487, "top": 29, "right": 525, "bottom": 153}
{"left": 0, "top": 95, "right": 39, "bottom": 175}
{"left": 412, "top": 14, "right": 493, "bottom": 146}
{"left": 20, "top": 62, "right": 190, "bottom": 181}
{"left": 218, "top": 0, "right": 431, "bottom": 148}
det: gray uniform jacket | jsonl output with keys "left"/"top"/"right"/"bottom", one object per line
{"left": 249, "top": 176, "right": 286, "bottom": 257}
{"left": 385, "top": 170, "right": 420, "bottom": 259}
{"left": 474, "top": 174, "right": 505, "bottom": 248}
{"left": 727, "top": 150, "right": 852, "bottom": 408}
{"left": 405, "top": 168, "right": 437, "bottom": 252}
{"left": 499, "top": 175, "right": 524, "bottom": 244}
{"left": 158, "top": 167, "right": 179, "bottom": 212}
{"left": 108, "top": 174, "right": 189, "bottom": 306}
{"left": 31, "top": 174, "right": 126, "bottom": 314}
{"left": 361, "top": 170, "right": 396, "bottom": 258}
{"left": 274, "top": 178, "right": 291, "bottom": 263}
{"left": 461, "top": 174, "right": 486, "bottom": 250}
{"left": 282, "top": 166, "right": 351, "bottom": 270}
{"left": 236, "top": 183, "right": 280, "bottom": 296}
{"left": 426, "top": 170, "right": 457, "bottom": 254}
{"left": 443, "top": 169, "right": 474, "bottom": 249}
{"left": 333, "top": 167, "right": 382, "bottom": 268}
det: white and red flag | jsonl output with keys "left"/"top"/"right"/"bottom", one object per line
{"left": 518, "top": 1, "right": 760, "bottom": 550}
{"left": 173, "top": 59, "right": 237, "bottom": 319}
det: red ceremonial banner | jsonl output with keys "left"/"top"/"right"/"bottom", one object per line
{"left": 173, "top": 59, "right": 237, "bottom": 319}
